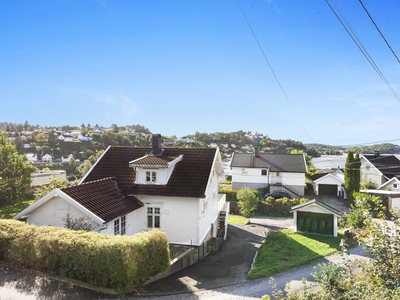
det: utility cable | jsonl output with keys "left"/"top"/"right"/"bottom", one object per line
{"left": 358, "top": 0, "right": 400, "bottom": 65}
{"left": 236, "top": 0, "right": 315, "bottom": 144}
{"left": 325, "top": 0, "right": 400, "bottom": 103}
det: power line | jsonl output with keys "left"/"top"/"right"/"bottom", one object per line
{"left": 358, "top": 0, "right": 400, "bottom": 65}
{"left": 235, "top": 0, "right": 315, "bottom": 144}
{"left": 325, "top": 0, "right": 400, "bottom": 103}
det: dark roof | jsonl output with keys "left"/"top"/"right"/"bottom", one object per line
{"left": 231, "top": 153, "right": 306, "bottom": 173}
{"left": 82, "top": 147, "right": 217, "bottom": 198}
{"left": 291, "top": 196, "right": 350, "bottom": 214}
{"left": 61, "top": 177, "right": 143, "bottom": 223}
{"left": 310, "top": 173, "right": 328, "bottom": 181}
{"left": 130, "top": 154, "right": 180, "bottom": 167}
{"left": 363, "top": 154, "right": 400, "bottom": 175}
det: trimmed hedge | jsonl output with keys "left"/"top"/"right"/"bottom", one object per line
{"left": 0, "top": 219, "right": 170, "bottom": 294}
{"left": 219, "top": 189, "right": 260, "bottom": 202}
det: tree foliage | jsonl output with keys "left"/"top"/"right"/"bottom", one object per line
{"left": 34, "top": 175, "right": 70, "bottom": 200}
{"left": 62, "top": 213, "right": 94, "bottom": 231}
{"left": 344, "top": 151, "right": 361, "bottom": 200}
{"left": 237, "top": 187, "right": 259, "bottom": 217}
{"left": 0, "top": 135, "right": 36, "bottom": 204}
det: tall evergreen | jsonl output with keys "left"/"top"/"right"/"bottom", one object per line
{"left": 353, "top": 152, "right": 361, "bottom": 193}
{"left": 344, "top": 151, "right": 354, "bottom": 195}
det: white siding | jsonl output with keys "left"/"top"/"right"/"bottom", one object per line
{"left": 27, "top": 196, "right": 101, "bottom": 230}
{"left": 360, "top": 157, "right": 386, "bottom": 186}
{"left": 232, "top": 167, "right": 269, "bottom": 185}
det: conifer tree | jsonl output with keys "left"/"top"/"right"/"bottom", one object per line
{"left": 344, "top": 151, "right": 354, "bottom": 195}
{"left": 353, "top": 152, "right": 361, "bottom": 193}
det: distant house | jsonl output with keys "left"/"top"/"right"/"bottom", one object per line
{"left": 162, "top": 138, "right": 174, "bottom": 146}
{"left": 230, "top": 152, "right": 307, "bottom": 197}
{"left": 69, "top": 131, "right": 81, "bottom": 137}
{"left": 14, "top": 134, "right": 229, "bottom": 247}
{"left": 59, "top": 134, "right": 73, "bottom": 142}
{"left": 177, "top": 137, "right": 194, "bottom": 143}
{"left": 78, "top": 134, "right": 92, "bottom": 141}
{"left": 26, "top": 153, "right": 38, "bottom": 162}
{"left": 360, "top": 152, "right": 400, "bottom": 186}
{"left": 61, "top": 154, "right": 74, "bottom": 163}
{"left": 209, "top": 143, "right": 218, "bottom": 148}
{"left": 24, "top": 144, "right": 31, "bottom": 149}
{"left": 41, "top": 154, "right": 52, "bottom": 163}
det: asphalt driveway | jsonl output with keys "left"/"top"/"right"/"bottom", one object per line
{"left": 131, "top": 223, "right": 268, "bottom": 297}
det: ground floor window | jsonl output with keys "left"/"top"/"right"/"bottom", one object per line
{"left": 114, "top": 215, "right": 126, "bottom": 235}
{"left": 147, "top": 206, "right": 161, "bottom": 229}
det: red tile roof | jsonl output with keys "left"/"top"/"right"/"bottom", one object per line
{"left": 61, "top": 177, "right": 143, "bottom": 223}
{"left": 82, "top": 147, "right": 216, "bottom": 198}
{"left": 130, "top": 154, "right": 180, "bottom": 167}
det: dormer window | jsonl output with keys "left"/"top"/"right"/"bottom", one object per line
{"left": 146, "top": 171, "right": 157, "bottom": 183}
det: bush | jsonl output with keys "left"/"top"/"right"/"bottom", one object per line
{"left": 237, "top": 187, "right": 259, "bottom": 217}
{"left": 0, "top": 219, "right": 170, "bottom": 294}
{"left": 347, "top": 208, "right": 366, "bottom": 228}
{"left": 265, "top": 196, "right": 275, "bottom": 204}
{"left": 218, "top": 189, "right": 238, "bottom": 201}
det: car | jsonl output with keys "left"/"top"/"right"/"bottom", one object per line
{"left": 265, "top": 191, "right": 291, "bottom": 199}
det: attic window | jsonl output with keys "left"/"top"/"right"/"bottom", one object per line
{"left": 394, "top": 184, "right": 398, "bottom": 189}
{"left": 146, "top": 171, "right": 157, "bottom": 183}
{"left": 261, "top": 170, "right": 267, "bottom": 176}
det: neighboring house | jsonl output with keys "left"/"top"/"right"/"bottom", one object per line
{"left": 69, "top": 131, "right": 81, "bottom": 137}
{"left": 162, "top": 138, "right": 174, "bottom": 146}
{"left": 177, "top": 137, "right": 194, "bottom": 143}
{"left": 290, "top": 198, "right": 350, "bottom": 237}
{"left": 209, "top": 143, "right": 218, "bottom": 148}
{"left": 26, "top": 153, "right": 38, "bottom": 162}
{"left": 310, "top": 170, "right": 345, "bottom": 197}
{"left": 41, "top": 154, "right": 52, "bottom": 163}
{"left": 378, "top": 177, "right": 400, "bottom": 191}
{"left": 360, "top": 152, "right": 400, "bottom": 186}
{"left": 61, "top": 154, "right": 74, "bottom": 163}
{"left": 230, "top": 152, "right": 307, "bottom": 197}
{"left": 14, "top": 135, "right": 229, "bottom": 246}
{"left": 361, "top": 189, "right": 400, "bottom": 212}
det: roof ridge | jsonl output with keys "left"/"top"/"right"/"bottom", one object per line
{"left": 61, "top": 177, "right": 115, "bottom": 190}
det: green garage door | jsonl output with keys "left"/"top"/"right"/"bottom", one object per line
{"left": 297, "top": 212, "right": 333, "bottom": 235}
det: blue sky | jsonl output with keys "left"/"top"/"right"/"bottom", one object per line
{"left": 1, "top": 1, "right": 399, "bottom": 146}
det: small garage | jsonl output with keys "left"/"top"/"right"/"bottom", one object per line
{"left": 290, "top": 199, "right": 343, "bottom": 237}
{"left": 310, "top": 172, "right": 344, "bottom": 197}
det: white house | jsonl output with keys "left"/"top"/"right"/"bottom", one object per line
{"left": 360, "top": 153, "right": 400, "bottom": 187}
{"left": 209, "top": 143, "right": 218, "bottom": 148}
{"left": 230, "top": 152, "right": 307, "bottom": 197}
{"left": 78, "top": 134, "right": 92, "bottom": 141}
{"left": 24, "top": 144, "right": 31, "bottom": 149}
{"left": 61, "top": 154, "right": 74, "bottom": 163}
{"left": 14, "top": 134, "right": 229, "bottom": 247}
{"left": 26, "top": 153, "right": 38, "bottom": 162}
{"left": 378, "top": 177, "right": 400, "bottom": 191}
{"left": 41, "top": 154, "right": 52, "bottom": 163}
{"left": 59, "top": 135, "right": 73, "bottom": 142}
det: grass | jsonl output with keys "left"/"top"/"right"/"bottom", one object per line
{"left": 228, "top": 214, "right": 249, "bottom": 225}
{"left": 0, "top": 196, "right": 36, "bottom": 219}
{"left": 247, "top": 229, "right": 345, "bottom": 280}
{"left": 219, "top": 179, "right": 232, "bottom": 184}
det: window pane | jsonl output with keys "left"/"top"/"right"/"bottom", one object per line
{"left": 114, "top": 219, "right": 119, "bottom": 235}
{"left": 155, "top": 207, "right": 160, "bottom": 215}
{"left": 154, "top": 216, "right": 160, "bottom": 228}
{"left": 121, "top": 216, "right": 126, "bottom": 235}
{"left": 147, "top": 207, "right": 153, "bottom": 214}
{"left": 146, "top": 171, "right": 151, "bottom": 182}
{"left": 147, "top": 216, "right": 153, "bottom": 228}
{"left": 152, "top": 172, "right": 156, "bottom": 182}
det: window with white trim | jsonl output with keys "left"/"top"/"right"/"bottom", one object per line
{"left": 114, "top": 216, "right": 126, "bottom": 235}
{"left": 202, "top": 198, "right": 208, "bottom": 214}
{"left": 147, "top": 206, "right": 161, "bottom": 229}
{"left": 261, "top": 169, "right": 267, "bottom": 176}
{"left": 394, "top": 184, "right": 398, "bottom": 189}
{"left": 276, "top": 172, "right": 280, "bottom": 177}
{"left": 146, "top": 171, "right": 157, "bottom": 183}
{"left": 366, "top": 165, "right": 371, "bottom": 172}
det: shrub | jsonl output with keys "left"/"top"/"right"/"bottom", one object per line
{"left": 63, "top": 213, "right": 94, "bottom": 231}
{"left": 237, "top": 187, "right": 259, "bottom": 217}
{"left": 347, "top": 208, "right": 366, "bottom": 228}
{"left": 0, "top": 219, "right": 170, "bottom": 294}
{"left": 265, "top": 196, "right": 275, "bottom": 204}
{"left": 290, "top": 198, "right": 300, "bottom": 206}
{"left": 218, "top": 189, "right": 238, "bottom": 201}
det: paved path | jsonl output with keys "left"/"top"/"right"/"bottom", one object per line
{"left": 249, "top": 216, "right": 292, "bottom": 230}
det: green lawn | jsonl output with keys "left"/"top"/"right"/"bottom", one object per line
{"left": 228, "top": 214, "right": 249, "bottom": 225}
{"left": 247, "top": 229, "right": 345, "bottom": 280}
{"left": 0, "top": 197, "right": 36, "bottom": 219}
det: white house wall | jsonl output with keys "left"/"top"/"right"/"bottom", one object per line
{"left": 27, "top": 196, "right": 101, "bottom": 230}
{"left": 231, "top": 167, "right": 269, "bottom": 190}
{"left": 137, "top": 196, "right": 200, "bottom": 245}
{"left": 360, "top": 157, "right": 386, "bottom": 186}
{"left": 313, "top": 175, "right": 343, "bottom": 196}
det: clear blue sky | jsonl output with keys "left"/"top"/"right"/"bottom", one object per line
{"left": 1, "top": 0, "right": 399, "bottom": 146}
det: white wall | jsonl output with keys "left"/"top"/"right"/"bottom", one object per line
{"left": 360, "top": 157, "right": 386, "bottom": 186}
{"left": 135, "top": 166, "right": 176, "bottom": 185}
{"left": 27, "top": 196, "right": 101, "bottom": 230}
{"left": 232, "top": 167, "right": 269, "bottom": 184}
{"left": 313, "top": 175, "right": 343, "bottom": 196}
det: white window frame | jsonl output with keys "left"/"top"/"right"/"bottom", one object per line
{"left": 147, "top": 206, "right": 161, "bottom": 229}
{"left": 146, "top": 171, "right": 157, "bottom": 183}
{"left": 261, "top": 169, "right": 267, "bottom": 176}
{"left": 394, "top": 183, "right": 398, "bottom": 189}
{"left": 114, "top": 215, "right": 126, "bottom": 235}
{"left": 202, "top": 198, "right": 209, "bottom": 214}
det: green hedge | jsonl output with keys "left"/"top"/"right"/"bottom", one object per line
{"left": 0, "top": 219, "right": 170, "bottom": 294}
